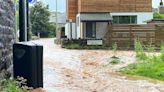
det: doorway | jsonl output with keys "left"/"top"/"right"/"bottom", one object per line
{"left": 86, "top": 22, "right": 96, "bottom": 38}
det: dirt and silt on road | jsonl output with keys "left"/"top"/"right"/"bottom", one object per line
{"left": 32, "top": 38, "right": 164, "bottom": 92}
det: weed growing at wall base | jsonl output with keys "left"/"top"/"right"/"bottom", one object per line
{"left": 0, "top": 79, "right": 23, "bottom": 92}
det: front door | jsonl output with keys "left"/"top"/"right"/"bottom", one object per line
{"left": 86, "top": 22, "right": 96, "bottom": 38}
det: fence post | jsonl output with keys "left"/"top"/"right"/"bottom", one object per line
{"left": 130, "top": 25, "right": 132, "bottom": 48}
{"left": 104, "top": 24, "right": 112, "bottom": 47}
{"left": 109, "top": 25, "right": 113, "bottom": 47}
{"left": 155, "top": 25, "right": 158, "bottom": 47}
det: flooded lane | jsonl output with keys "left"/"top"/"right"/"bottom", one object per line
{"left": 32, "top": 38, "right": 164, "bottom": 92}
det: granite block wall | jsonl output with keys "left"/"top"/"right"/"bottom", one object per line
{"left": 0, "top": 0, "right": 15, "bottom": 78}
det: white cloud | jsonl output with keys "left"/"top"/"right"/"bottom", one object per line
{"left": 153, "top": 0, "right": 160, "bottom": 8}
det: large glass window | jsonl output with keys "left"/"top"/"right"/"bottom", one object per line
{"left": 86, "top": 22, "right": 96, "bottom": 38}
{"left": 113, "top": 16, "right": 137, "bottom": 24}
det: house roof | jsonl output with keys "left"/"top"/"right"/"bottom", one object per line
{"left": 49, "top": 12, "right": 66, "bottom": 24}
{"left": 80, "top": 13, "right": 112, "bottom": 22}
{"left": 146, "top": 19, "right": 164, "bottom": 24}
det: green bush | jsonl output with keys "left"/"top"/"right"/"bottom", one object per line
{"left": 109, "top": 58, "right": 121, "bottom": 65}
{"left": 134, "top": 39, "right": 147, "bottom": 61}
{"left": 121, "top": 56, "right": 164, "bottom": 81}
{"left": 112, "top": 42, "right": 118, "bottom": 57}
{"left": 0, "top": 79, "right": 23, "bottom": 92}
{"left": 64, "top": 42, "right": 106, "bottom": 50}
{"left": 153, "top": 12, "right": 164, "bottom": 19}
{"left": 160, "top": 43, "right": 164, "bottom": 61}
{"left": 65, "top": 43, "right": 81, "bottom": 49}
{"left": 121, "top": 41, "right": 164, "bottom": 81}
{"left": 65, "top": 43, "right": 105, "bottom": 49}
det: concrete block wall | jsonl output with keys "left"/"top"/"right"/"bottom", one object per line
{"left": 0, "top": 0, "right": 15, "bottom": 78}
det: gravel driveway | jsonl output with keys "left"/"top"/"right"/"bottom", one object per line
{"left": 32, "top": 38, "right": 164, "bottom": 92}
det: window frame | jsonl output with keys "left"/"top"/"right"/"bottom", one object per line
{"left": 85, "top": 22, "right": 96, "bottom": 39}
{"left": 112, "top": 16, "right": 137, "bottom": 24}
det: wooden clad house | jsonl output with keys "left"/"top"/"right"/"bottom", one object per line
{"left": 65, "top": 0, "right": 153, "bottom": 39}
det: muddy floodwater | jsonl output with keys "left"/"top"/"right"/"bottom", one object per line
{"left": 31, "top": 38, "right": 164, "bottom": 92}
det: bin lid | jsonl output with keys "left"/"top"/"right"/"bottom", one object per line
{"left": 15, "top": 42, "right": 41, "bottom": 46}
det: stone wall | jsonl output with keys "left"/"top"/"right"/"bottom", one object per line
{"left": 0, "top": 0, "right": 15, "bottom": 78}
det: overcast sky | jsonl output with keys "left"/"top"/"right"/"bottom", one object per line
{"left": 37, "top": 0, "right": 161, "bottom": 12}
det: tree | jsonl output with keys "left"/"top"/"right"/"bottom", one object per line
{"left": 153, "top": 12, "right": 164, "bottom": 19}
{"left": 30, "top": 1, "right": 55, "bottom": 37}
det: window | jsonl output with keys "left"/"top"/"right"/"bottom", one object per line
{"left": 86, "top": 22, "right": 96, "bottom": 38}
{"left": 113, "top": 16, "right": 137, "bottom": 24}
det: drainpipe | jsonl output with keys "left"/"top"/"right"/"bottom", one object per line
{"left": 56, "top": 0, "right": 58, "bottom": 40}
{"left": 69, "top": 19, "right": 72, "bottom": 39}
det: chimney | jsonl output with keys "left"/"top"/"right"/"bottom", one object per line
{"left": 160, "top": 0, "right": 163, "bottom": 6}
{"left": 159, "top": 0, "right": 164, "bottom": 14}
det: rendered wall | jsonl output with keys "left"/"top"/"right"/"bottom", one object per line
{"left": 65, "top": 23, "right": 76, "bottom": 39}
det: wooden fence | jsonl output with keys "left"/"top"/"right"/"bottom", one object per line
{"left": 104, "top": 24, "right": 164, "bottom": 48}
{"left": 156, "top": 25, "right": 164, "bottom": 47}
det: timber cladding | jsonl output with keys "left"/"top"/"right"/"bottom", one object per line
{"left": 66, "top": 0, "right": 152, "bottom": 21}
{"left": 104, "top": 25, "right": 164, "bottom": 49}
{"left": 79, "top": 0, "right": 152, "bottom": 12}
{"left": 66, "top": 0, "right": 77, "bottom": 22}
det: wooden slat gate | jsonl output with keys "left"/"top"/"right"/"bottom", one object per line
{"left": 105, "top": 24, "right": 156, "bottom": 48}
{"left": 156, "top": 25, "right": 164, "bottom": 47}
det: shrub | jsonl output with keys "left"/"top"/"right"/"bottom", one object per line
{"left": 153, "top": 12, "right": 164, "bottom": 19}
{"left": 112, "top": 42, "right": 118, "bottom": 57}
{"left": 145, "top": 39, "right": 155, "bottom": 53}
{"left": 65, "top": 43, "right": 81, "bottom": 49}
{"left": 0, "top": 79, "right": 23, "bottom": 92}
{"left": 134, "top": 39, "right": 147, "bottom": 61}
{"left": 121, "top": 42, "right": 164, "bottom": 81}
{"left": 63, "top": 40, "right": 106, "bottom": 50}
{"left": 160, "top": 43, "right": 164, "bottom": 61}
{"left": 109, "top": 58, "right": 121, "bottom": 65}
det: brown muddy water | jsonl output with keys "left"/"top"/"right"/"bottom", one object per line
{"left": 30, "top": 38, "right": 164, "bottom": 92}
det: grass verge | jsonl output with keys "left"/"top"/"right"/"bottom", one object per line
{"left": 120, "top": 56, "right": 164, "bottom": 81}
{"left": 120, "top": 40, "right": 164, "bottom": 81}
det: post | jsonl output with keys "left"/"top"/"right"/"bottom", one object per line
{"left": 70, "top": 21, "right": 72, "bottom": 39}
{"left": 26, "top": 0, "right": 30, "bottom": 41}
{"left": 19, "top": 0, "right": 27, "bottom": 42}
{"left": 14, "top": 0, "right": 17, "bottom": 41}
{"left": 56, "top": 0, "right": 58, "bottom": 39}
{"left": 69, "top": 19, "right": 73, "bottom": 39}
{"left": 129, "top": 25, "right": 132, "bottom": 47}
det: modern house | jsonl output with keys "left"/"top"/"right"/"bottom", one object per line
{"left": 65, "top": 0, "right": 153, "bottom": 39}
{"left": 49, "top": 12, "right": 66, "bottom": 26}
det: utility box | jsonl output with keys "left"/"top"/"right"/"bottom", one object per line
{"left": 13, "top": 42, "right": 43, "bottom": 88}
